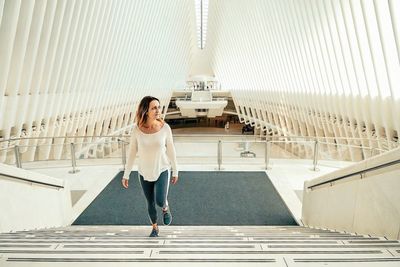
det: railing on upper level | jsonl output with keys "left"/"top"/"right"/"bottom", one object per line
{"left": 175, "top": 96, "right": 228, "bottom": 102}
{"left": 0, "top": 134, "right": 394, "bottom": 174}
{"left": 185, "top": 81, "right": 220, "bottom": 91}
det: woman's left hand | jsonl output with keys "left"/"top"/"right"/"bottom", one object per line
{"left": 171, "top": 176, "right": 179, "bottom": 185}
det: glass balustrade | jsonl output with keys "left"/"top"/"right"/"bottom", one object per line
{"left": 0, "top": 135, "right": 396, "bottom": 173}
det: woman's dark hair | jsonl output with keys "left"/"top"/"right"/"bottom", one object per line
{"left": 136, "top": 96, "right": 161, "bottom": 127}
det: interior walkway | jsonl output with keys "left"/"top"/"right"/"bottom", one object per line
{"left": 1, "top": 128, "right": 398, "bottom": 266}
{"left": 24, "top": 127, "right": 353, "bottom": 225}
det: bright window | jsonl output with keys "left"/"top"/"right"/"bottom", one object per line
{"left": 195, "top": 0, "right": 209, "bottom": 49}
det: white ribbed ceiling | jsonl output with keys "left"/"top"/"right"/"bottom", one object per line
{"left": 0, "top": 0, "right": 195, "bottom": 141}
{"left": 0, "top": 0, "right": 399, "bottom": 161}
{"left": 205, "top": 0, "right": 400, "bottom": 147}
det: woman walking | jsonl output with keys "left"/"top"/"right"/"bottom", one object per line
{"left": 122, "top": 96, "right": 178, "bottom": 237}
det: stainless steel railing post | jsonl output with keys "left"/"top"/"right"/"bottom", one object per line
{"left": 312, "top": 140, "right": 319, "bottom": 171}
{"left": 69, "top": 143, "right": 80, "bottom": 174}
{"left": 121, "top": 139, "right": 126, "bottom": 170}
{"left": 14, "top": 145, "right": 22, "bottom": 168}
{"left": 265, "top": 140, "right": 271, "bottom": 170}
{"left": 217, "top": 140, "right": 222, "bottom": 171}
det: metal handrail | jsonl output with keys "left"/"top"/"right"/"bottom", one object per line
{"left": 268, "top": 140, "right": 312, "bottom": 144}
{"left": 1, "top": 140, "right": 124, "bottom": 149}
{"left": 1, "top": 136, "right": 393, "bottom": 153}
{"left": 0, "top": 173, "right": 64, "bottom": 189}
{"left": 307, "top": 159, "right": 400, "bottom": 190}
{"left": 1, "top": 134, "right": 396, "bottom": 174}
{"left": 0, "top": 134, "right": 397, "bottom": 143}
{"left": 313, "top": 141, "right": 386, "bottom": 152}
{"left": 219, "top": 140, "right": 268, "bottom": 144}
{"left": 0, "top": 135, "right": 127, "bottom": 142}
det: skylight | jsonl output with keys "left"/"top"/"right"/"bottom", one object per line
{"left": 195, "top": 0, "right": 209, "bottom": 49}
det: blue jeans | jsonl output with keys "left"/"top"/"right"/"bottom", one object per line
{"left": 139, "top": 170, "right": 170, "bottom": 224}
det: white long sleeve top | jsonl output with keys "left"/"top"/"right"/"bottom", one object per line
{"left": 122, "top": 123, "right": 178, "bottom": 181}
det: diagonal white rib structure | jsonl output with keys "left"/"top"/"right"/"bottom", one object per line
{"left": 0, "top": 1, "right": 399, "bottom": 165}
{"left": 1, "top": 3, "right": 400, "bottom": 266}
{"left": 0, "top": 0, "right": 194, "bottom": 164}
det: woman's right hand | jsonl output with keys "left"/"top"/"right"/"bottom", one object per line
{"left": 122, "top": 178, "right": 129, "bottom": 189}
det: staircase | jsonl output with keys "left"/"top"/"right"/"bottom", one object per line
{"left": 1, "top": 226, "right": 400, "bottom": 266}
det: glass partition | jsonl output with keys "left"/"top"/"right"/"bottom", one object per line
{"left": 175, "top": 141, "right": 218, "bottom": 166}
{"left": 0, "top": 135, "right": 396, "bottom": 172}
{"left": 220, "top": 140, "right": 265, "bottom": 168}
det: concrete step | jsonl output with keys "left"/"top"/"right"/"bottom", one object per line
{"left": 0, "top": 226, "right": 399, "bottom": 266}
